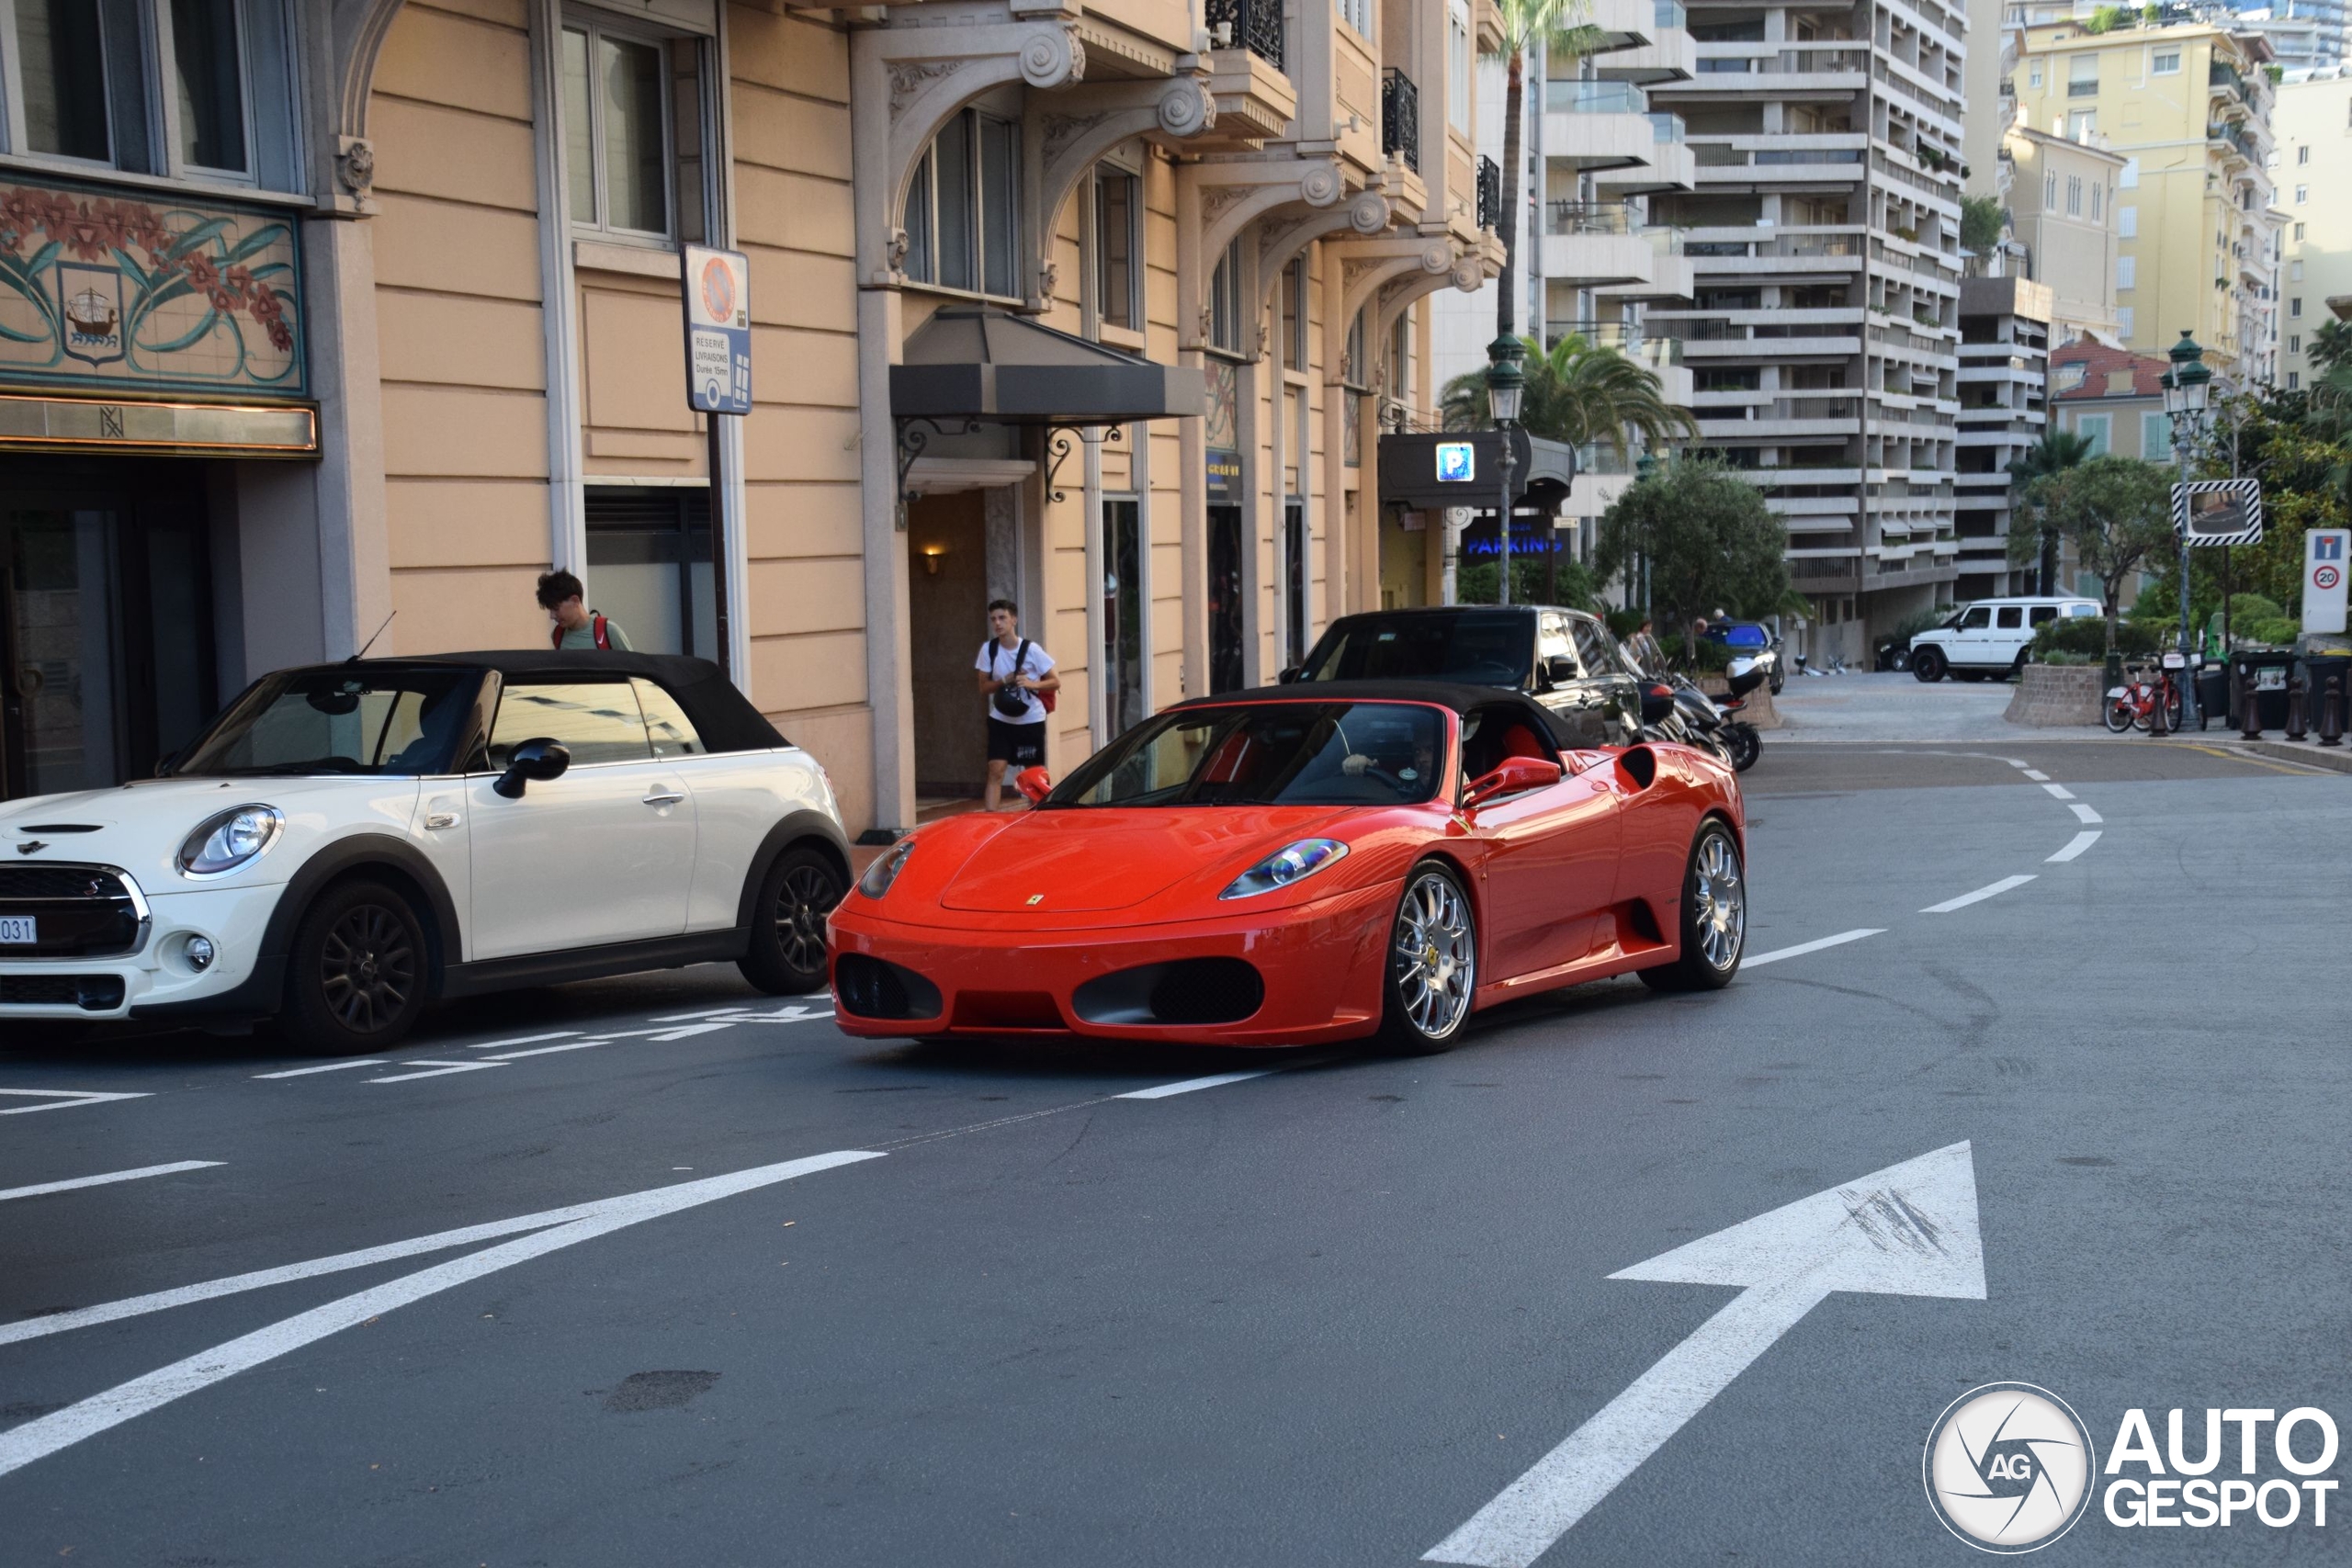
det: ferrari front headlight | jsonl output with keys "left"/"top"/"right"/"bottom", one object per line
{"left": 1219, "top": 839, "right": 1348, "bottom": 900}
{"left": 176, "top": 805, "right": 285, "bottom": 879}
{"left": 858, "top": 838, "right": 915, "bottom": 898}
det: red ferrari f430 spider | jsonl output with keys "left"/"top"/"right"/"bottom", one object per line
{"left": 828, "top": 682, "right": 1746, "bottom": 1053}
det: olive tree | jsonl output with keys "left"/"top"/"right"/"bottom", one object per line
{"left": 1593, "top": 457, "right": 1789, "bottom": 642}
{"left": 2035, "top": 456, "right": 2175, "bottom": 653}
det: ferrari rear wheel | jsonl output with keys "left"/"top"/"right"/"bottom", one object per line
{"left": 1374, "top": 863, "right": 1476, "bottom": 1055}
{"left": 1638, "top": 821, "right": 1745, "bottom": 993}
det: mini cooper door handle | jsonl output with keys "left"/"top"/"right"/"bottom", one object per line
{"left": 424, "top": 812, "right": 459, "bottom": 830}
{"left": 641, "top": 791, "right": 685, "bottom": 807}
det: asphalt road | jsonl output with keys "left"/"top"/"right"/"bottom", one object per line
{"left": 3, "top": 736, "right": 2346, "bottom": 1566}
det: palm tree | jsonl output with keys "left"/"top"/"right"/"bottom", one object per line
{"left": 2008, "top": 429, "right": 2094, "bottom": 594}
{"left": 1485, "top": 0, "right": 1601, "bottom": 338}
{"left": 1441, "top": 332, "right": 1695, "bottom": 456}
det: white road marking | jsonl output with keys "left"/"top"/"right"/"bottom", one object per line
{"left": 1920, "top": 874, "right": 2037, "bottom": 914}
{"left": 0, "top": 1089, "right": 151, "bottom": 1115}
{"left": 1424, "top": 1145, "right": 1984, "bottom": 1568}
{"left": 728, "top": 1005, "right": 837, "bottom": 1022}
{"left": 1741, "top": 929, "right": 1884, "bottom": 968}
{"left": 2022, "top": 769, "right": 2051, "bottom": 781}
{"left": 649, "top": 1021, "right": 736, "bottom": 1042}
{"left": 649, "top": 1007, "right": 752, "bottom": 1021}
{"left": 2047, "top": 830, "right": 2102, "bottom": 863}
{"left": 2040, "top": 782, "right": 2076, "bottom": 800}
{"left": 1115, "top": 1070, "right": 1274, "bottom": 1100}
{"left": 2001, "top": 758, "right": 2031, "bottom": 769}
{"left": 2069, "top": 802, "right": 2102, "bottom": 823}
{"left": 0, "top": 1161, "right": 223, "bottom": 1204}
{"left": 251, "top": 1059, "right": 389, "bottom": 1079}
{"left": 364, "top": 1060, "right": 508, "bottom": 1084}
{"left": 463, "top": 1031, "right": 581, "bottom": 1052}
{"left": 482, "top": 1041, "right": 608, "bottom": 1060}
{"left": 0, "top": 1150, "right": 883, "bottom": 1479}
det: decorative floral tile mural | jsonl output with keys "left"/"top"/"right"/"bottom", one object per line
{"left": 0, "top": 175, "right": 305, "bottom": 400}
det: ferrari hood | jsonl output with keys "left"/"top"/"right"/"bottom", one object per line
{"left": 934, "top": 806, "right": 1351, "bottom": 914}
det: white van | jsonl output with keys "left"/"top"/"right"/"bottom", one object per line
{"left": 1910, "top": 596, "right": 2102, "bottom": 682}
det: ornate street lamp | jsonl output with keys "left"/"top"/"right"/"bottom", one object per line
{"left": 2161, "top": 330, "right": 2212, "bottom": 725}
{"left": 1487, "top": 333, "right": 1525, "bottom": 605}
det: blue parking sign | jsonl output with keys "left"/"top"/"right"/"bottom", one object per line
{"left": 1435, "top": 442, "right": 1476, "bottom": 482}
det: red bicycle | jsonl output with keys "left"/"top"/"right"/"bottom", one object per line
{"left": 2104, "top": 660, "right": 2183, "bottom": 733}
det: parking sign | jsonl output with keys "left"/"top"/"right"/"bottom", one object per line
{"left": 2305, "top": 529, "right": 2349, "bottom": 635}
{"left": 1435, "top": 442, "right": 1476, "bottom": 482}
{"left": 682, "top": 244, "right": 752, "bottom": 415}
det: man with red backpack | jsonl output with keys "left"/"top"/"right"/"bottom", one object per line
{"left": 537, "top": 570, "right": 634, "bottom": 651}
{"left": 976, "top": 597, "right": 1058, "bottom": 809}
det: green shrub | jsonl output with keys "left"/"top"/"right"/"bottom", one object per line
{"left": 2031, "top": 615, "right": 2158, "bottom": 658}
{"left": 2244, "top": 616, "right": 2302, "bottom": 647}
{"left": 1887, "top": 607, "right": 1950, "bottom": 646}
{"left": 2226, "top": 593, "right": 2284, "bottom": 624}
{"left": 2039, "top": 649, "right": 2103, "bottom": 665}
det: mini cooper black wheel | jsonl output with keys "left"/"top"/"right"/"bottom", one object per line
{"left": 1374, "top": 862, "right": 1477, "bottom": 1055}
{"left": 283, "top": 879, "right": 429, "bottom": 1054}
{"left": 1639, "top": 821, "right": 1746, "bottom": 993}
{"left": 741, "top": 844, "right": 845, "bottom": 996}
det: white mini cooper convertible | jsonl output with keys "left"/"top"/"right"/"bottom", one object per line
{"left": 0, "top": 651, "right": 852, "bottom": 1053}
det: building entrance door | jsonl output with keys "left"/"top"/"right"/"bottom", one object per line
{"left": 1208, "top": 504, "right": 1243, "bottom": 693}
{"left": 907, "top": 491, "right": 989, "bottom": 799}
{"left": 0, "top": 461, "right": 212, "bottom": 801}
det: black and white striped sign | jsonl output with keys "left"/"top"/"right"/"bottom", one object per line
{"left": 2173, "top": 479, "right": 2263, "bottom": 546}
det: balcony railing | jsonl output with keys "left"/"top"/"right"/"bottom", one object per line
{"left": 2211, "top": 60, "right": 2245, "bottom": 96}
{"left": 1477, "top": 155, "right": 1501, "bottom": 231}
{"left": 1545, "top": 79, "right": 1646, "bottom": 114}
{"left": 1547, "top": 199, "right": 1637, "bottom": 235}
{"left": 1382, "top": 68, "right": 1420, "bottom": 172}
{"left": 1206, "top": 0, "right": 1283, "bottom": 73}
{"left": 1654, "top": 0, "right": 1687, "bottom": 28}
{"left": 1646, "top": 111, "right": 1685, "bottom": 143}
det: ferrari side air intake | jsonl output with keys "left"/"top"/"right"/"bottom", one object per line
{"left": 833, "top": 953, "right": 944, "bottom": 1021}
{"left": 1071, "top": 958, "right": 1266, "bottom": 1027}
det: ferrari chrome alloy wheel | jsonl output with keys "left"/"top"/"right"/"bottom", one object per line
{"left": 1690, "top": 830, "right": 1745, "bottom": 972}
{"left": 1394, "top": 869, "right": 1475, "bottom": 1039}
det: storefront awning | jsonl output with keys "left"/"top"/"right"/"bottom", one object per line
{"left": 1376, "top": 429, "right": 1580, "bottom": 512}
{"left": 891, "top": 308, "right": 1204, "bottom": 425}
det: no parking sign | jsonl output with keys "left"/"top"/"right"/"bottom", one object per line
{"left": 2305, "top": 529, "right": 2348, "bottom": 635}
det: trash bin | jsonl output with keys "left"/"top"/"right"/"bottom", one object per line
{"left": 2195, "top": 667, "right": 2229, "bottom": 729}
{"left": 2230, "top": 650, "right": 2298, "bottom": 730}
{"left": 2300, "top": 653, "right": 2352, "bottom": 737}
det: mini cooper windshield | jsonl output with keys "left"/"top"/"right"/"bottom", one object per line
{"left": 171, "top": 668, "right": 479, "bottom": 777}
{"left": 1046, "top": 702, "right": 1446, "bottom": 808}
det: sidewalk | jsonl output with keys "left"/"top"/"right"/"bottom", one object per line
{"left": 1769, "top": 671, "right": 2111, "bottom": 742}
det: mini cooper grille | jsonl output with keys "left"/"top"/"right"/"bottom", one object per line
{"left": 1071, "top": 958, "right": 1266, "bottom": 1027}
{"left": 0, "top": 974, "right": 127, "bottom": 1010}
{"left": 834, "top": 954, "right": 944, "bottom": 1021}
{"left": 0, "top": 863, "right": 143, "bottom": 959}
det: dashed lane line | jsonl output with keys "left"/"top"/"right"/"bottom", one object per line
{"left": 1743, "top": 929, "right": 1884, "bottom": 968}
{"left": 1921, "top": 874, "right": 2038, "bottom": 914}
{"left": 0, "top": 1161, "right": 223, "bottom": 1203}
{"left": 2022, "top": 768, "right": 2052, "bottom": 781}
{"left": 365, "top": 1060, "right": 508, "bottom": 1085}
{"left": 2069, "top": 802, "right": 2102, "bottom": 823}
{"left": 2040, "top": 782, "right": 2077, "bottom": 800}
{"left": 1115, "top": 1070, "right": 1277, "bottom": 1100}
{"left": 252, "top": 1060, "right": 388, "bottom": 1079}
{"left": 2048, "top": 831, "right": 2102, "bottom": 863}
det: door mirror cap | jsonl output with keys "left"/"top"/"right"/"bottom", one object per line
{"left": 1277, "top": 666, "right": 1302, "bottom": 684}
{"left": 1638, "top": 682, "right": 1676, "bottom": 727}
{"left": 492, "top": 737, "right": 571, "bottom": 799}
{"left": 1013, "top": 766, "right": 1053, "bottom": 805}
{"left": 1463, "top": 755, "right": 1564, "bottom": 810}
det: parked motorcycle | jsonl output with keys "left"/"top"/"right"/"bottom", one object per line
{"left": 1641, "top": 671, "right": 1740, "bottom": 769}
{"left": 1713, "top": 657, "right": 1767, "bottom": 773}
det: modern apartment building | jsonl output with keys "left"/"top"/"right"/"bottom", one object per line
{"left": 2276, "top": 66, "right": 2352, "bottom": 391}
{"left": 1646, "top": 0, "right": 1970, "bottom": 657}
{"left": 2237, "top": 1, "right": 2346, "bottom": 73}
{"left": 1955, "top": 275, "right": 2052, "bottom": 597}
{"left": 0, "top": 0, "right": 1497, "bottom": 833}
{"left": 2013, "top": 6, "right": 2284, "bottom": 386}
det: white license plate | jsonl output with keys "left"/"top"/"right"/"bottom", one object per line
{"left": 0, "top": 916, "right": 36, "bottom": 944}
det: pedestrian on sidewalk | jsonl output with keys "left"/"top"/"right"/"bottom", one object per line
{"left": 537, "top": 570, "right": 634, "bottom": 650}
{"left": 1622, "top": 615, "right": 1666, "bottom": 677}
{"left": 977, "top": 598, "right": 1059, "bottom": 809}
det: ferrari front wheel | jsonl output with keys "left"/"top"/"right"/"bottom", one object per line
{"left": 1638, "top": 821, "right": 1746, "bottom": 993}
{"left": 1375, "top": 863, "right": 1476, "bottom": 1055}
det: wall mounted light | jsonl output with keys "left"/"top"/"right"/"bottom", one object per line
{"left": 922, "top": 544, "right": 946, "bottom": 575}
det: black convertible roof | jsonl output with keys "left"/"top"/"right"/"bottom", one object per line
{"left": 1171, "top": 680, "right": 1585, "bottom": 747}
{"left": 361, "top": 650, "right": 786, "bottom": 754}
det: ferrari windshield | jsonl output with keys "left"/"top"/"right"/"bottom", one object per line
{"left": 170, "top": 668, "right": 479, "bottom": 777}
{"left": 1046, "top": 702, "right": 1447, "bottom": 808}
{"left": 1296, "top": 612, "right": 1532, "bottom": 687}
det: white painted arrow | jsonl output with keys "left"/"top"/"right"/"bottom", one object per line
{"left": 1426, "top": 1142, "right": 1984, "bottom": 1568}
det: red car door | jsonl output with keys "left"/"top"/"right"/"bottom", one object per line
{"left": 1461, "top": 708, "right": 1623, "bottom": 981}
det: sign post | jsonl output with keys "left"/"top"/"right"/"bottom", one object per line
{"left": 683, "top": 243, "right": 752, "bottom": 677}
{"left": 2304, "top": 528, "right": 2348, "bottom": 636}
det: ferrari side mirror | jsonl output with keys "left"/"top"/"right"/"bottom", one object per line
{"left": 1013, "top": 765, "right": 1053, "bottom": 805}
{"left": 1463, "top": 755, "right": 1563, "bottom": 810}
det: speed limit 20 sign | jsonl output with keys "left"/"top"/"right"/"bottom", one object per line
{"left": 2306, "top": 530, "right": 2349, "bottom": 636}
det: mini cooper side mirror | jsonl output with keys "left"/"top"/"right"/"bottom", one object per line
{"left": 1463, "top": 755, "right": 1563, "bottom": 810}
{"left": 493, "top": 737, "right": 571, "bottom": 799}
{"left": 1014, "top": 766, "right": 1053, "bottom": 805}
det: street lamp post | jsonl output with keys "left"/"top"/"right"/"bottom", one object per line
{"left": 1634, "top": 451, "right": 1660, "bottom": 615}
{"left": 2161, "top": 331, "right": 2213, "bottom": 728}
{"left": 1487, "top": 334, "right": 1525, "bottom": 605}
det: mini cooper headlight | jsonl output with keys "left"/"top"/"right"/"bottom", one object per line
{"left": 858, "top": 838, "right": 915, "bottom": 899}
{"left": 1219, "top": 839, "right": 1349, "bottom": 900}
{"left": 176, "top": 805, "right": 285, "bottom": 879}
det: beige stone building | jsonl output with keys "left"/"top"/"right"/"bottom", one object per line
{"left": 0, "top": 0, "right": 1497, "bottom": 836}
{"left": 2276, "top": 66, "right": 2352, "bottom": 393}
{"left": 1999, "top": 125, "right": 2122, "bottom": 346}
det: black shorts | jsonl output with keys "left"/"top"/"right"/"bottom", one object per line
{"left": 987, "top": 716, "right": 1046, "bottom": 766}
